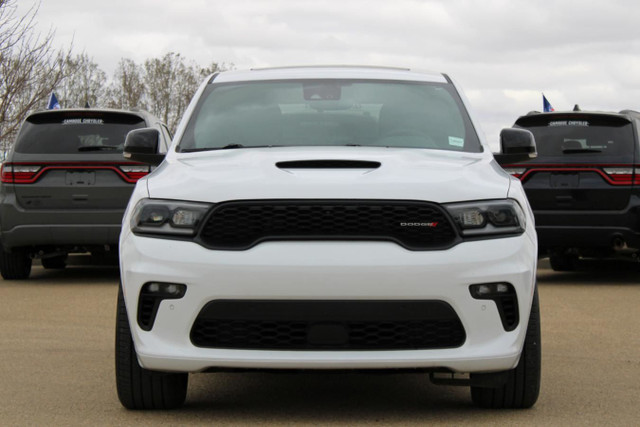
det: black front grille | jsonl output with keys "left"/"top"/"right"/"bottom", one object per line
{"left": 190, "top": 300, "right": 466, "bottom": 350}
{"left": 197, "top": 200, "right": 459, "bottom": 250}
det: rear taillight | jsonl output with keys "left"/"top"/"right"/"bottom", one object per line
{"left": 503, "top": 164, "right": 640, "bottom": 186}
{"left": 0, "top": 162, "right": 150, "bottom": 184}
{"left": 1, "top": 164, "right": 42, "bottom": 183}
{"left": 602, "top": 167, "right": 639, "bottom": 185}
{"left": 119, "top": 165, "right": 150, "bottom": 182}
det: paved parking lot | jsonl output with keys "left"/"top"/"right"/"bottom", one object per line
{"left": 1, "top": 259, "right": 639, "bottom": 425}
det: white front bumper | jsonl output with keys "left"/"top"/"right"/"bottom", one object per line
{"left": 120, "top": 234, "right": 537, "bottom": 373}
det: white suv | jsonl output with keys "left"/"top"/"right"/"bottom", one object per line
{"left": 116, "top": 66, "right": 540, "bottom": 410}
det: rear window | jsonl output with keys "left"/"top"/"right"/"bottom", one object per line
{"left": 515, "top": 114, "right": 635, "bottom": 163}
{"left": 15, "top": 112, "right": 145, "bottom": 154}
{"left": 178, "top": 79, "right": 482, "bottom": 153}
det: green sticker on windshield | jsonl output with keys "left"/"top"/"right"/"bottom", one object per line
{"left": 448, "top": 136, "right": 464, "bottom": 147}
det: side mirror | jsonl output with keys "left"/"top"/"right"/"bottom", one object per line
{"left": 493, "top": 128, "right": 537, "bottom": 165}
{"left": 123, "top": 128, "right": 165, "bottom": 166}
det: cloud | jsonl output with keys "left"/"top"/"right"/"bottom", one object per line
{"left": 16, "top": 0, "right": 640, "bottom": 145}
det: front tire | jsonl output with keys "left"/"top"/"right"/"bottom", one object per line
{"left": 115, "top": 285, "right": 188, "bottom": 409}
{"left": 0, "top": 246, "right": 32, "bottom": 280}
{"left": 470, "top": 289, "right": 541, "bottom": 409}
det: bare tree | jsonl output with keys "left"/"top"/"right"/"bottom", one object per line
{"left": 0, "top": 0, "right": 72, "bottom": 150}
{"left": 142, "top": 53, "right": 229, "bottom": 131}
{"left": 142, "top": 52, "right": 183, "bottom": 128}
{"left": 59, "top": 53, "right": 107, "bottom": 108}
{"left": 106, "top": 53, "right": 232, "bottom": 132}
{"left": 106, "top": 58, "right": 145, "bottom": 110}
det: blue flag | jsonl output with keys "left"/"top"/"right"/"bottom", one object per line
{"left": 542, "top": 94, "right": 554, "bottom": 112}
{"left": 47, "top": 92, "right": 61, "bottom": 110}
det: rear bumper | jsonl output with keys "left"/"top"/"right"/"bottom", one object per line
{"left": 0, "top": 193, "right": 124, "bottom": 249}
{"left": 537, "top": 226, "right": 640, "bottom": 251}
{"left": 1, "top": 224, "right": 122, "bottom": 249}
{"left": 534, "top": 205, "right": 640, "bottom": 251}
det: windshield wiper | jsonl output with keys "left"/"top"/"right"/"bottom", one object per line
{"left": 78, "top": 145, "right": 120, "bottom": 152}
{"left": 562, "top": 148, "right": 602, "bottom": 154}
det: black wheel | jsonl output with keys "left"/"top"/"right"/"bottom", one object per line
{"left": 0, "top": 245, "right": 32, "bottom": 280}
{"left": 549, "top": 254, "right": 578, "bottom": 272}
{"left": 41, "top": 255, "right": 67, "bottom": 269}
{"left": 115, "top": 285, "right": 188, "bottom": 409}
{"left": 470, "top": 288, "right": 541, "bottom": 409}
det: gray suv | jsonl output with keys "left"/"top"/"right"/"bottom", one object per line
{"left": 506, "top": 109, "right": 640, "bottom": 270}
{"left": 0, "top": 108, "right": 170, "bottom": 279}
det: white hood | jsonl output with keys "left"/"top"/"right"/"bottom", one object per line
{"left": 146, "top": 147, "right": 510, "bottom": 204}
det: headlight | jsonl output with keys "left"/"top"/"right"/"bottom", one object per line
{"left": 444, "top": 199, "right": 526, "bottom": 237}
{"left": 131, "top": 198, "right": 212, "bottom": 236}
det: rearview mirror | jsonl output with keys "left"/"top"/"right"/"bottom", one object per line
{"left": 123, "top": 128, "right": 165, "bottom": 166}
{"left": 493, "top": 128, "right": 537, "bottom": 165}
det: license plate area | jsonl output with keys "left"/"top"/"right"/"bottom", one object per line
{"left": 550, "top": 172, "right": 579, "bottom": 188}
{"left": 65, "top": 171, "right": 95, "bottom": 186}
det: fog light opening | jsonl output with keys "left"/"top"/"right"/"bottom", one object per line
{"left": 143, "top": 282, "right": 186, "bottom": 298}
{"left": 137, "top": 282, "right": 187, "bottom": 331}
{"left": 474, "top": 284, "right": 492, "bottom": 296}
{"left": 496, "top": 283, "right": 510, "bottom": 293}
{"left": 469, "top": 283, "right": 519, "bottom": 331}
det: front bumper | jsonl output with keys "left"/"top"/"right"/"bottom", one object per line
{"left": 120, "top": 234, "right": 537, "bottom": 373}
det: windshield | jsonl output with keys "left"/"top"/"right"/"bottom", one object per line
{"left": 177, "top": 79, "right": 482, "bottom": 153}
{"left": 515, "top": 115, "right": 635, "bottom": 163}
{"left": 16, "top": 112, "right": 145, "bottom": 154}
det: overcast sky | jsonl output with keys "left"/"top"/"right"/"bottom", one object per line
{"left": 17, "top": 0, "right": 640, "bottom": 148}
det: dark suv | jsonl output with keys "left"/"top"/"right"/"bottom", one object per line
{"left": 505, "top": 108, "right": 640, "bottom": 270}
{"left": 0, "top": 108, "right": 170, "bottom": 279}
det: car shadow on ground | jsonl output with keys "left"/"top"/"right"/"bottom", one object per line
{"left": 24, "top": 263, "right": 120, "bottom": 284}
{"left": 19, "top": 254, "right": 118, "bottom": 282}
{"left": 176, "top": 371, "right": 515, "bottom": 424}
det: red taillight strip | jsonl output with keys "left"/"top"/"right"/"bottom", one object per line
{"left": 0, "top": 162, "right": 149, "bottom": 184}
{"left": 502, "top": 164, "right": 640, "bottom": 186}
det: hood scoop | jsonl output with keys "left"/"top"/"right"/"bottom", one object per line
{"left": 276, "top": 160, "right": 381, "bottom": 169}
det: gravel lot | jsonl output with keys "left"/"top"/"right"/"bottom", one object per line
{"left": 0, "top": 259, "right": 638, "bottom": 425}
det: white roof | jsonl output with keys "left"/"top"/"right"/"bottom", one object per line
{"left": 211, "top": 66, "right": 447, "bottom": 84}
